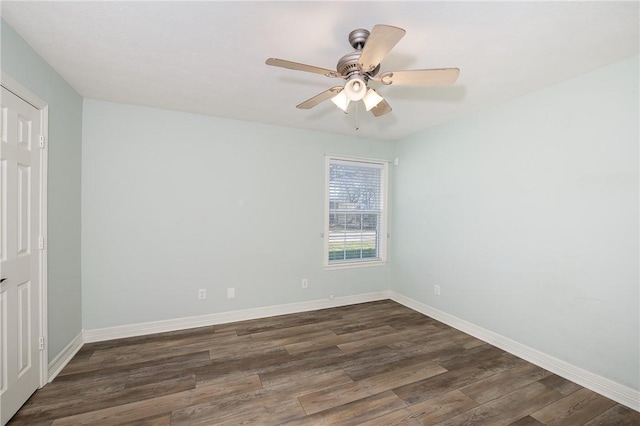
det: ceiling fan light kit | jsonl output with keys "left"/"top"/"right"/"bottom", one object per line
{"left": 266, "top": 24, "right": 460, "bottom": 122}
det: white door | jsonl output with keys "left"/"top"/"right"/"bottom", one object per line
{"left": 0, "top": 86, "right": 43, "bottom": 425}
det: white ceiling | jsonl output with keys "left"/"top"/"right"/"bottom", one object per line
{"left": 2, "top": 1, "right": 638, "bottom": 141}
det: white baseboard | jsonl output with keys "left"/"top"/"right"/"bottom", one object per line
{"left": 48, "top": 331, "right": 84, "bottom": 382}
{"left": 389, "top": 291, "right": 640, "bottom": 412}
{"left": 83, "top": 291, "right": 391, "bottom": 343}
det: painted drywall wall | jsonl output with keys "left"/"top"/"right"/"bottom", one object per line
{"left": 392, "top": 56, "right": 639, "bottom": 390}
{"left": 82, "top": 100, "right": 393, "bottom": 329}
{"left": 1, "top": 20, "right": 83, "bottom": 362}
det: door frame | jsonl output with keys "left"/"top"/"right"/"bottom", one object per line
{"left": 1, "top": 72, "right": 49, "bottom": 387}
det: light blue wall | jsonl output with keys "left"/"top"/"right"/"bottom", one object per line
{"left": 1, "top": 20, "right": 83, "bottom": 362}
{"left": 81, "top": 100, "right": 393, "bottom": 329}
{"left": 392, "top": 56, "right": 639, "bottom": 390}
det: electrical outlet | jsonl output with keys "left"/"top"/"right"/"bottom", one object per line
{"left": 227, "top": 287, "right": 235, "bottom": 299}
{"left": 329, "top": 292, "right": 335, "bottom": 299}
{"left": 198, "top": 289, "right": 206, "bottom": 300}
{"left": 302, "top": 278, "right": 308, "bottom": 289}
{"left": 434, "top": 285, "right": 441, "bottom": 296}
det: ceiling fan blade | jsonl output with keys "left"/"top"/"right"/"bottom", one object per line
{"left": 358, "top": 24, "right": 406, "bottom": 73}
{"left": 370, "top": 99, "right": 392, "bottom": 117}
{"left": 296, "top": 87, "right": 343, "bottom": 109}
{"left": 266, "top": 58, "right": 340, "bottom": 78}
{"left": 379, "top": 68, "right": 460, "bottom": 86}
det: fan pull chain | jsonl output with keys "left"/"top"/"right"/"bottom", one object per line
{"left": 355, "top": 101, "right": 359, "bottom": 131}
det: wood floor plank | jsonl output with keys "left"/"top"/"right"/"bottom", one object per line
{"left": 459, "top": 362, "right": 553, "bottom": 404}
{"left": 283, "top": 391, "right": 407, "bottom": 425}
{"left": 248, "top": 319, "right": 345, "bottom": 341}
{"left": 436, "top": 343, "right": 506, "bottom": 370}
{"left": 358, "top": 389, "right": 478, "bottom": 425}
{"left": 263, "top": 370, "right": 355, "bottom": 400}
{"left": 285, "top": 325, "right": 397, "bottom": 355}
{"left": 252, "top": 347, "right": 347, "bottom": 388}
{"left": 530, "top": 387, "right": 617, "bottom": 425}
{"left": 385, "top": 327, "right": 473, "bottom": 352}
{"left": 583, "top": 403, "right": 640, "bottom": 425}
{"left": 207, "top": 337, "right": 291, "bottom": 360}
{"left": 196, "top": 346, "right": 345, "bottom": 388}
{"left": 195, "top": 372, "right": 262, "bottom": 392}
{"left": 345, "top": 349, "right": 452, "bottom": 382}
{"left": 125, "top": 413, "right": 172, "bottom": 426}
{"left": 433, "top": 381, "right": 563, "bottom": 426}
{"left": 17, "top": 373, "right": 128, "bottom": 404}
{"left": 172, "top": 393, "right": 305, "bottom": 426}
{"left": 337, "top": 326, "right": 438, "bottom": 354}
{"left": 214, "top": 310, "right": 344, "bottom": 336}
{"left": 393, "top": 364, "right": 495, "bottom": 405}
{"left": 55, "top": 350, "right": 211, "bottom": 379}
{"left": 86, "top": 329, "right": 239, "bottom": 362}
{"left": 50, "top": 374, "right": 260, "bottom": 425}
{"left": 539, "top": 374, "right": 584, "bottom": 396}
{"left": 171, "top": 370, "right": 353, "bottom": 425}
{"left": 7, "top": 419, "right": 53, "bottom": 426}
{"left": 334, "top": 345, "right": 435, "bottom": 379}
{"left": 50, "top": 389, "right": 194, "bottom": 425}
{"left": 298, "top": 360, "right": 447, "bottom": 414}
{"left": 124, "top": 368, "right": 190, "bottom": 389}
{"left": 69, "top": 375, "right": 196, "bottom": 416}
{"left": 260, "top": 362, "right": 354, "bottom": 393}
{"left": 508, "top": 416, "right": 546, "bottom": 426}
{"left": 282, "top": 331, "right": 347, "bottom": 355}
{"left": 199, "top": 346, "right": 291, "bottom": 376}
{"left": 12, "top": 374, "right": 193, "bottom": 423}
{"left": 8, "top": 300, "right": 638, "bottom": 426}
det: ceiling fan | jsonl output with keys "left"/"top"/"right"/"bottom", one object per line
{"left": 266, "top": 24, "right": 460, "bottom": 117}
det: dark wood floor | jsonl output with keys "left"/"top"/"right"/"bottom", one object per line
{"left": 8, "top": 300, "right": 639, "bottom": 425}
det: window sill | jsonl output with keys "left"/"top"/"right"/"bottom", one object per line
{"left": 324, "top": 260, "right": 387, "bottom": 270}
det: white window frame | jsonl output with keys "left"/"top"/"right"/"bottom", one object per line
{"left": 324, "top": 154, "right": 388, "bottom": 269}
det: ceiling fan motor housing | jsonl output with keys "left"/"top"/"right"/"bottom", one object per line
{"left": 336, "top": 51, "right": 363, "bottom": 76}
{"left": 336, "top": 54, "right": 381, "bottom": 79}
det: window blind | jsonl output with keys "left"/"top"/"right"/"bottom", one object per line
{"left": 327, "top": 158, "right": 385, "bottom": 264}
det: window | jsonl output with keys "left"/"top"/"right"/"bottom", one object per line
{"left": 325, "top": 155, "right": 388, "bottom": 267}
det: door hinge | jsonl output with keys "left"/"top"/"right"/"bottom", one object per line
{"left": 39, "top": 337, "right": 45, "bottom": 351}
{"left": 39, "top": 135, "right": 45, "bottom": 148}
{"left": 38, "top": 236, "right": 45, "bottom": 250}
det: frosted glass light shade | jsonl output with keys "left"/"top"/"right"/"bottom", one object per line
{"left": 331, "top": 91, "right": 350, "bottom": 112}
{"left": 344, "top": 76, "right": 367, "bottom": 101}
{"left": 363, "top": 88, "right": 384, "bottom": 111}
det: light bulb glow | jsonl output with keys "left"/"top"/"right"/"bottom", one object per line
{"left": 363, "top": 88, "right": 384, "bottom": 111}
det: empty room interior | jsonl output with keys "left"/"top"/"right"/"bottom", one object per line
{"left": 0, "top": 1, "right": 638, "bottom": 425}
